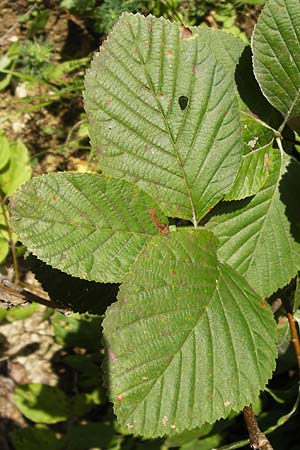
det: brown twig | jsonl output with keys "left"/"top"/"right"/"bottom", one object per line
{"left": 243, "top": 406, "right": 274, "bottom": 450}
{"left": 0, "top": 283, "right": 70, "bottom": 313}
{"left": 0, "top": 193, "right": 20, "bottom": 283}
{"left": 287, "top": 312, "right": 300, "bottom": 377}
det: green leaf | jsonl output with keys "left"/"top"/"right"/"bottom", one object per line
{"left": 84, "top": 13, "right": 243, "bottom": 223}
{"left": 192, "top": 27, "right": 245, "bottom": 77}
{"left": 224, "top": 113, "right": 274, "bottom": 200}
{"left": 50, "top": 311, "right": 101, "bottom": 352}
{"left": 0, "top": 131, "right": 10, "bottom": 170}
{"left": 103, "top": 229, "right": 277, "bottom": 436}
{"left": 14, "top": 384, "right": 69, "bottom": 424}
{"left": 207, "top": 149, "right": 300, "bottom": 298}
{"left": 61, "top": 422, "right": 115, "bottom": 450}
{"left": 10, "top": 172, "right": 168, "bottom": 282}
{"left": 235, "top": 46, "right": 283, "bottom": 129}
{"left": 0, "top": 205, "right": 9, "bottom": 263}
{"left": 252, "top": 0, "right": 300, "bottom": 120}
{"left": 45, "top": 57, "right": 90, "bottom": 82}
{"left": 6, "top": 302, "right": 40, "bottom": 322}
{"left": 0, "top": 139, "right": 31, "bottom": 195}
{"left": 10, "top": 426, "right": 61, "bottom": 450}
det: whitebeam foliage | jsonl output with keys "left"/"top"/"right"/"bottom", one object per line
{"left": 11, "top": 0, "right": 300, "bottom": 437}
{"left": 104, "top": 230, "right": 277, "bottom": 436}
{"left": 84, "top": 13, "right": 243, "bottom": 223}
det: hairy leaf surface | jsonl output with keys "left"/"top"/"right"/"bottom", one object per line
{"left": 84, "top": 13, "right": 243, "bottom": 223}
{"left": 252, "top": 0, "right": 300, "bottom": 119}
{"left": 10, "top": 173, "right": 168, "bottom": 282}
{"left": 192, "top": 27, "right": 245, "bottom": 78}
{"left": 103, "top": 229, "right": 277, "bottom": 436}
{"left": 207, "top": 149, "right": 300, "bottom": 298}
{"left": 225, "top": 113, "right": 274, "bottom": 200}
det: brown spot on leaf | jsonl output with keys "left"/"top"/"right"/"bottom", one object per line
{"left": 259, "top": 301, "right": 266, "bottom": 308}
{"left": 165, "top": 49, "right": 172, "bottom": 55}
{"left": 171, "top": 270, "right": 177, "bottom": 276}
{"left": 180, "top": 25, "right": 193, "bottom": 39}
{"left": 149, "top": 208, "right": 169, "bottom": 236}
{"left": 82, "top": 272, "right": 87, "bottom": 279}
{"left": 106, "top": 98, "right": 112, "bottom": 105}
{"left": 117, "top": 393, "right": 125, "bottom": 402}
{"left": 52, "top": 196, "right": 58, "bottom": 201}
{"left": 98, "top": 148, "right": 105, "bottom": 155}
{"left": 193, "top": 64, "right": 198, "bottom": 76}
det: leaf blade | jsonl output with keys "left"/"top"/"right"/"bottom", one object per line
{"left": 0, "top": 139, "right": 31, "bottom": 195}
{"left": 84, "top": 13, "right": 243, "bottom": 222}
{"left": 224, "top": 112, "right": 274, "bottom": 200}
{"left": 10, "top": 173, "right": 168, "bottom": 282}
{"left": 103, "top": 229, "right": 277, "bottom": 436}
{"left": 252, "top": 0, "right": 300, "bottom": 119}
{"left": 207, "top": 149, "right": 300, "bottom": 298}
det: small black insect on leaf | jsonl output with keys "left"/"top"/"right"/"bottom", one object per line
{"left": 178, "top": 95, "right": 189, "bottom": 110}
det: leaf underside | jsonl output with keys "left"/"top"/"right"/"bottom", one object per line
{"left": 103, "top": 229, "right": 277, "bottom": 436}
{"left": 84, "top": 13, "right": 243, "bottom": 222}
{"left": 252, "top": 0, "right": 300, "bottom": 119}
{"left": 207, "top": 149, "right": 300, "bottom": 298}
{"left": 10, "top": 173, "right": 168, "bottom": 283}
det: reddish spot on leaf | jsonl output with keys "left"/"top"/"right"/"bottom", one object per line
{"left": 259, "top": 301, "right": 266, "bottom": 308}
{"left": 106, "top": 98, "right": 112, "bottom": 105}
{"left": 98, "top": 148, "right": 105, "bottom": 155}
{"left": 171, "top": 270, "right": 177, "bottom": 276}
{"left": 193, "top": 64, "right": 198, "bottom": 76}
{"left": 180, "top": 25, "right": 193, "bottom": 39}
{"left": 165, "top": 49, "right": 172, "bottom": 55}
{"left": 108, "top": 350, "right": 118, "bottom": 362}
{"left": 149, "top": 207, "right": 169, "bottom": 236}
{"left": 117, "top": 393, "right": 125, "bottom": 402}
